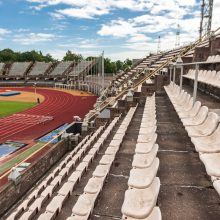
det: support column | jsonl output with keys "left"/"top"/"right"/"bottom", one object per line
{"left": 193, "top": 64, "right": 199, "bottom": 104}
{"left": 180, "top": 66, "right": 183, "bottom": 91}
{"left": 173, "top": 66, "right": 176, "bottom": 83}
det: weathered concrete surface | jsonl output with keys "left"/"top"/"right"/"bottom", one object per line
{"left": 157, "top": 91, "right": 220, "bottom": 220}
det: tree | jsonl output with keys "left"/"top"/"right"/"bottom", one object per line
{"left": 116, "top": 60, "right": 123, "bottom": 71}
{"left": 63, "top": 50, "right": 83, "bottom": 62}
{"left": 0, "top": 49, "right": 55, "bottom": 62}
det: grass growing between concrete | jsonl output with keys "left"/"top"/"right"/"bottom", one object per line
{"left": 0, "top": 101, "right": 36, "bottom": 118}
{"left": 0, "top": 142, "right": 45, "bottom": 175}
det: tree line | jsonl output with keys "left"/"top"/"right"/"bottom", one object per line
{"left": 0, "top": 49, "right": 132, "bottom": 74}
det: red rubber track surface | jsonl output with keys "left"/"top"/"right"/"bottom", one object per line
{"left": 0, "top": 88, "right": 97, "bottom": 143}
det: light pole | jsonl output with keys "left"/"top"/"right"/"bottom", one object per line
{"left": 34, "top": 83, "right": 37, "bottom": 103}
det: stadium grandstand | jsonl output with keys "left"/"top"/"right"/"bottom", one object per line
{"left": 0, "top": 0, "right": 220, "bottom": 220}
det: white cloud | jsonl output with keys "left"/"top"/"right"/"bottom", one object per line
{"left": 98, "top": 19, "right": 137, "bottom": 37}
{"left": 13, "top": 33, "right": 56, "bottom": 45}
{"left": 26, "top": 0, "right": 198, "bottom": 20}
{"left": 0, "top": 28, "right": 11, "bottom": 35}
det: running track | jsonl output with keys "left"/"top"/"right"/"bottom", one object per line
{"left": 0, "top": 88, "right": 97, "bottom": 143}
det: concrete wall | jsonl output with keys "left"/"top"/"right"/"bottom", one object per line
{"left": 0, "top": 140, "right": 68, "bottom": 218}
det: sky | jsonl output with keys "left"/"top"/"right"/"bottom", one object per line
{"left": 0, "top": 0, "right": 219, "bottom": 61}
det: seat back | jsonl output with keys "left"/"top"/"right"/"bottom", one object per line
{"left": 189, "top": 101, "right": 201, "bottom": 117}
{"left": 199, "top": 112, "right": 219, "bottom": 135}
{"left": 209, "top": 124, "right": 220, "bottom": 141}
{"left": 194, "top": 106, "right": 208, "bottom": 124}
{"left": 204, "top": 70, "right": 212, "bottom": 81}
{"left": 186, "top": 97, "right": 194, "bottom": 111}
{"left": 210, "top": 70, "right": 216, "bottom": 80}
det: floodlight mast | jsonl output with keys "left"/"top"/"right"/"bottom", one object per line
{"left": 199, "top": 0, "right": 214, "bottom": 39}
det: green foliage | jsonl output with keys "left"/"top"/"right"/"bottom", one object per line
{"left": 0, "top": 101, "right": 36, "bottom": 118}
{"left": 0, "top": 49, "right": 55, "bottom": 63}
{"left": 63, "top": 50, "right": 83, "bottom": 62}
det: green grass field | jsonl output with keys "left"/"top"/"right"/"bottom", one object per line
{"left": 0, "top": 101, "right": 36, "bottom": 118}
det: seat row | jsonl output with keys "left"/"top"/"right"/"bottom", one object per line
{"left": 165, "top": 83, "right": 220, "bottom": 196}
{"left": 206, "top": 55, "right": 220, "bottom": 63}
{"left": 121, "top": 94, "right": 161, "bottom": 220}
{"left": 66, "top": 106, "right": 137, "bottom": 220}
{"left": 37, "top": 116, "right": 121, "bottom": 220}
{"left": 183, "top": 69, "right": 220, "bottom": 88}
{"left": 6, "top": 122, "right": 116, "bottom": 220}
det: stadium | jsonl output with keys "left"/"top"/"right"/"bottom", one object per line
{"left": 0, "top": 0, "right": 220, "bottom": 220}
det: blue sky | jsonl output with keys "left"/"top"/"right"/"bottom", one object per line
{"left": 0, "top": 0, "right": 219, "bottom": 61}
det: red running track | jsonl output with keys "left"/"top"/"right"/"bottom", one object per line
{"left": 0, "top": 88, "right": 97, "bottom": 143}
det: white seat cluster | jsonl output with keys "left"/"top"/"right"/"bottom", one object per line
{"left": 67, "top": 106, "right": 137, "bottom": 220}
{"left": 6, "top": 119, "right": 121, "bottom": 220}
{"left": 206, "top": 55, "right": 220, "bottom": 63}
{"left": 121, "top": 94, "right": 161, "bottom": 220}
{"left": 165, "top": 83, "right": 220, "bottom": 196}
{"left": 183, "top": 69, "right": 220, "bottom": 88}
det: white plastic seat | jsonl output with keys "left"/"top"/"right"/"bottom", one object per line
{"left": 38, "top": 212, "right": 55, "bottom": 220}
{"left": 139, "top": 126, "right": 156, "bottom": 135}
{"left": 72, "top": 193, "right": 97, "bottom": 217}
{"left": 185, "top": 112, "right": 219, "bottom": 137}
{"left": 58, "top": 181, "right": 76, "bottom": 197}
{"left": 84, "top": 177, "right": 104, "bottom": 194}
{"left": 140, "top": 121, "right": 157, "bottom": 128}
{"left": 109, "top": 139, "right": 122, "bottom": 148}
{"left": 58, "top": 167, "right": 70, "bottom": 179}
{"left": 46, "top": 195, "right": 65, "bottom": 213}
{"left": 178, "top": 101, "right": 201, "bottom": 119}
{"left": 137, "top": 133, "right": 157, "bottom": 143}
{"left": 191, "top": 124, "right": 220, "bottom": 153}
{"left": 135, "top": 137, "right": 157, "bottom": 154}
{"left": 122, "top": 207, "right": 162, "bottom": 220}
{"left": 68, "top": 171, "right": 82, "bottom": 182}
{"left": 99, "top": 155, "right": 115, "bottom": 165}
{"left": 83, "top": 154, "right": 94, "bottom": 163}
{"left": 200, "top": 153, "right": 220, "bottom": 177}
{"left": 93, "top": 165, "right": 109, "bottom": 177}
{"left": 121, "top": 177, "right": 160, "bottom": 219}
{"left": 128, "top": 158, "right": 159, "bottom": 189}
{"left": 50, "top": 175, "right": 62, "bottom": 187}
{"left": 92, "top": 142, "right": 102, "bottom": 150}
{"left": 41, "top": 185, "right": 55, "bottom": 198}
{"left": 181, "top": 106, "right": 208, "bottom": 126}
{"left": 76, "top": 162, "right": 89, "bottom": 172}
{"left": 132, "top": 144, "right": 159, "bottom": 168}
{"left": 19, "top": 210, "right": 36, "bottom": 220}
{"left": 176, "top": 97, "right": 193, "bottom": 113}
{"left": 113, "top": 133, "right": 124, "bottom": 140}
{"left": 28, "top": 196, "right": 46, "bottom": 212}
{"left": 105, "top": 147, "right": 119, "bottom": 155}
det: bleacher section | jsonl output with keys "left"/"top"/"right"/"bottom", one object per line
{"left": 28, "top": 62, "right": 52, "bottom": 77}
{"left": 49, "top": 61, "right": 73, "bottom": 76}
{"left": 69, "top": 60, "right": 93, "bottom": 77}
{"left": 8, "top": 62, "right": 32, "bottom": 78}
